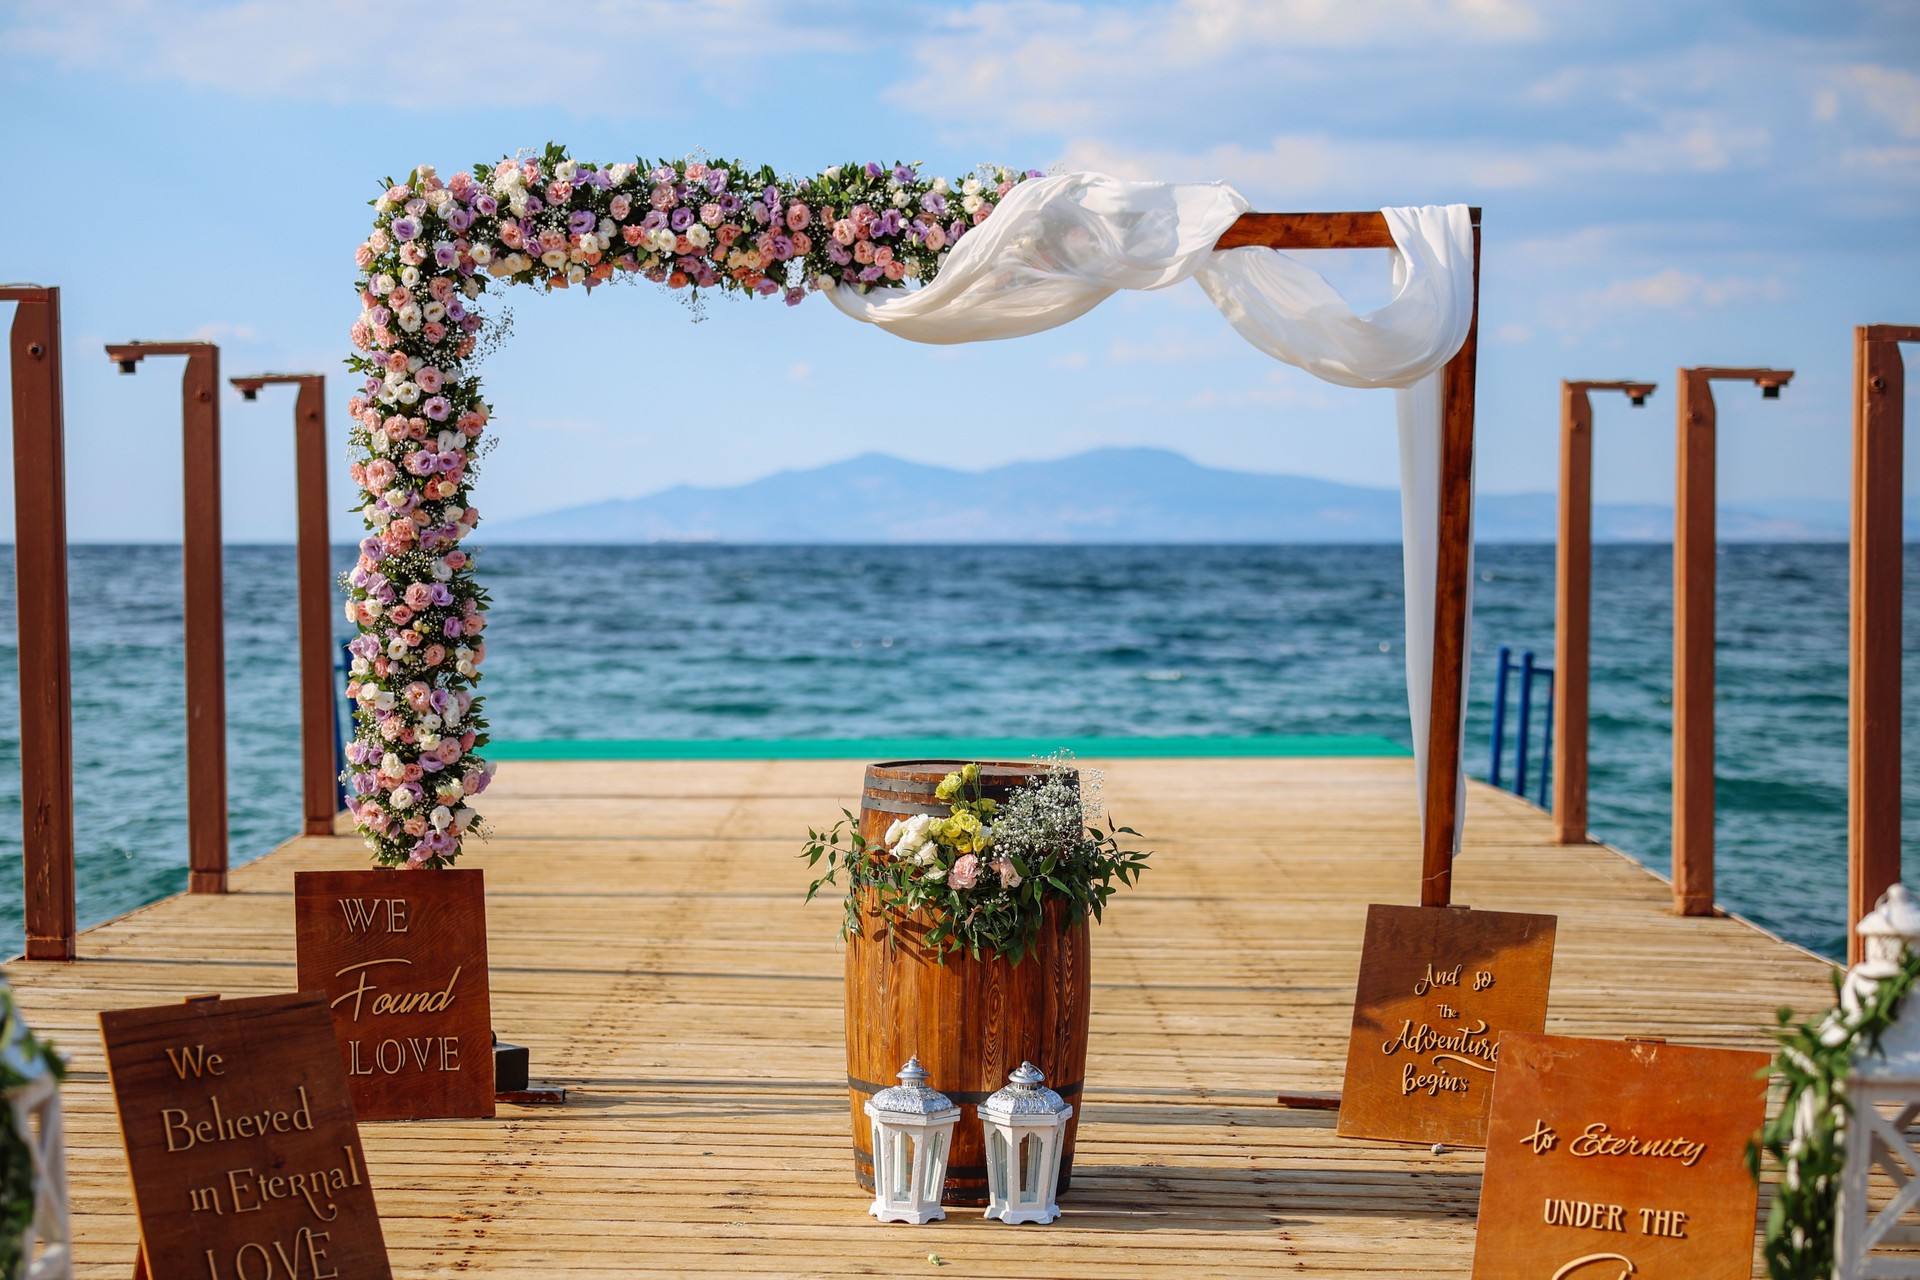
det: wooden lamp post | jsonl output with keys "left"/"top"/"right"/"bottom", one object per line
{"left": 1848, "top": 325, "right": 1917, "bottom": 963}
{"left": 104, "top": 341, "right": 229, "bottom": 894}
{"left": 3, "top": 286, "right": 77, "bottom": 961}
{"left": 231, "top": 373, "right": 338, "bottom": 838}
{"left": 1552, "top": 379, "right": 1656, "bottom": 847}
{"left": 1670, "top": 365, "right": 1793, "bottom": 917}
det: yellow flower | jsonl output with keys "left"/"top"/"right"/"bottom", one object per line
{"left": 935, "top": 772, "right": 962, "bottom": 801}
{"left": 960, "top": 763, "right": 981, "bottom": 784}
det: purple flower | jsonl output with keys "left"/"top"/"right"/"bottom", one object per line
{"left": 474, "top": 193, "right": 498, "bottom": 215}
{"left": 352, "top": 772, "right": 379, "bottom": 796}
{"left": 892, "top": 164, "right": 914, "bottom": 184}
{"left": 949, "top": 219, "right": 966, "bottom": 241}
{"left": 433, "top": 243, "right": 457, "bottom": 267}
{"left": 391, "top": 217, "right": 420, "bottom": 242}
{"left": 642, "top": 210, "right": 668, "bottom": 231}
{"left": 717, "top": 193, "right": 742, "bottom": 215}
{"left": 523, "top": 194, "right": 544, "bottom": 215}
{"left": 771, "top": 235, "right": 793, "bottom": 260}
{"left": 1026, "top": 169, "right": 1044, "bottom": 179}
{"left": 421, "top": 755, "right": 444, "bottom": 774}
{"left": 447, "top": 208, "right": 473, "bottom": 232}
{"left": 568, "top": 210, "right": 595, "bottom": 235}
{"left": 430, "top": 583, "right": 455, "bottom": 606}
{"left": 423, "top": 396, "right": 451, "bottom": 421}
{"left": 369, "top": 305, "right": 390, "bottom": 326}
{"left": 358, "top": 536, "right": 384, "bottom": 559}
{"left": 520, "top": 218, "right": 540, "bottom": 243}
{"left": 706, "top": 170, "right": 728, "bottom": 194}
{"left": 669, "top": 206, "right": 695, "bottom": 232}
{"left": 650, "top": 165, "right": 675, "bottom": 183}
{"left": 754, "top": 278, "right": 780, "bottom": 297}
{"left": 762, "top": 184, "right": 779, "bottom": 205}
{"left": 784, "top": 287, "right": 805, "bottom": 307}
{"left": 859, "top": 265, "right": 884, "bottom": 283}
{"left": 446, "top": 298, "right": 467, "bottom": 322}
{"left": 349, "top": 634, "right": 380, "bottom": 659}
{"left": 827, "top": 241, "right": 852, "bottom": 266}
{"left": 444, "top": 617, "right": 464, "bottom": 638}
{"left": 429, "top": 689, "right": 450, "bottom": 713}
{"left": 876, "top": 209, "right": 904, "bottom": 236}
{"left": 460, "top": 313, "right": 482, "bottom": 333}
{"left": 864, "top": 161, "right": 884, "bottom": 178}
{"left": 349, "top": 566, "right": 370, "bottom": 588}
{"left": 748, "top": 201, "right": 769, "bottom": 225}
{"left": 921, "top": 191, "right": 947, "bottom": 216}
{"left": 362, "top": 375, "right": 381, "bottom": 394}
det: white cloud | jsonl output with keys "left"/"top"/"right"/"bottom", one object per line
{"left": 1585, "top": 268, "right": 1787, "bottom": 312}
{"left": 0, "top": 0, "right": 868, "bottom": 110}
{"left": 785, "top": 361, "right": 813, "bottom": 382}
{"left": 1106, "top": 327, "right": 1231, "bottom": 365}
{"left": 1047, "top": 351, "right": 1091, "bottom": 370}
{"left": 190, "top": 321, "right": 259, "bottom": 343}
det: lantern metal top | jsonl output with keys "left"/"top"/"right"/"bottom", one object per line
{"left": 1858, "top": 884, "right": 1920, "bottom": 945}
{"left": 982, "top": 1062, "right": 1070, "bottom": 1118}
{"left": 869, "top": 1057, "right": 958, "bottom": 1118}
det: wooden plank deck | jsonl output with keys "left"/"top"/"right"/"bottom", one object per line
{"left": 6, "top": 756, "right": 1835, "bottom": 1277}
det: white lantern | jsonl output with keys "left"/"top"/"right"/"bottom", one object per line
{"left": 979, "top": 1062, "right": 1072, "bottom": 1225}
{"left": 864, "top": 1057, "right": 959, "bottom": 1225}
{"left": 1836, "top": 884, "right": 1920, "bottom": 1276}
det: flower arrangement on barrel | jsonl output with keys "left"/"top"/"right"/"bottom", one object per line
{"left": 340, "top": 144, "right": 1038, "bottom": 868}
{"left": 801, "top": 760, "right": 1151, "bottom": 964}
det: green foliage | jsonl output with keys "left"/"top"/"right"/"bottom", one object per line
{"left": 801, "top": 761, "right": 1149, "bottom": 964}
{"left": 0, "top": 986, "right": 63, "bottom": 1280}
{"left": 1750, "top": 947, "right": 1920, "bottom": 1279}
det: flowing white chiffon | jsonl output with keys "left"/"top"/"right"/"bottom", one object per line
{"left": 830, "top": 173, "right": 1477, "bottom": 847}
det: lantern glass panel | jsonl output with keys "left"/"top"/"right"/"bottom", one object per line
{"left": 1021, "top": 1135, "right": 1041, "bottom": 1202}
{"left": 891, "top": 1132, "right": 913, "bottom": 1201}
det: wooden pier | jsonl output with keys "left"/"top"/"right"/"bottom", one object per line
{"left": 8, "top": 755, "right": 1835, "bottom": 1278}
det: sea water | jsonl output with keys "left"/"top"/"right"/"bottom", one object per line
{"left": 0, "top": 543, "right": 1910, "bottom": 961}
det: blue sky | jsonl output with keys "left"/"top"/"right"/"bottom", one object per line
{"left": 2, "top": 0, "right": 1917, "bottom": 541}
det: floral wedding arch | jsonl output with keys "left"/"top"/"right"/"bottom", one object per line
{"left": 340, "top": 144, "right": 1481, "bottom": 902}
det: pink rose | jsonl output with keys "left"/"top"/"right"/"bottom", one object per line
{"left": 785, "top": 203, "right": 811, "bottom": 231}
{"left": 700, "top": 203, "right": 722, "bottom": 226}
{"left": 417, "top": 367, "right": 443, "bottom": 392}
{"left": 883, "top": 261, "right": 904, "bottom": 281}
{"left": 853, "top": 240, "right": 876, "bottom": 265}
{"left": 404, "top": 583, "right": 433, "bottom": 610}
{"left": 990, "top": 856, "right": 1022, "bottom": 888}
{"left": 387, "top": 605, "right": 414, "bottom": 626}
{"left": 610, "top": 194, "right": 632, "bottom": 220}
{"left": 949, "top": 854, "right": 980, "bottom": 890}
{"left": 831, "top": 219, "right": 857, "bottom": 246}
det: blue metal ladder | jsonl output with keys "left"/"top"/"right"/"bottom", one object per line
{"left": 1489, "top": 645, "right": 1555, "bottom": 809}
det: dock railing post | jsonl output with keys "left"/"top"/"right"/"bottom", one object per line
{"left": 106, "top": 341, "right": 229, "bottom": 894}
{"left": 1671, "top": 366, "right": 1793, "bottom": 917}
{"left": 1553, "top": 380, "right": 1654, "bottom": 845}
{"left": 4, "top": 286, "right": 77, "bottom": 961}
{"left": 1849, "top": 326, "right": 1917, "bottom": 963}
{"left": 233, "top": 374, "right": 338, "bottom": 838}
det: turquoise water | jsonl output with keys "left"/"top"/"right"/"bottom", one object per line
{"left": 0, "top": 543, "right": 1909, "bottom": 960}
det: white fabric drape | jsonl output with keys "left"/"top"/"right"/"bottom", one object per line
{"left": 831, "top": 173, "right": 1476, "bottom": 845}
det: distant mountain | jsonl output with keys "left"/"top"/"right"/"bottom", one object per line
{"left": 484, "top": 448, "right": 1906, "bottom": 544}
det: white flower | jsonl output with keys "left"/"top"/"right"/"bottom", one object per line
{"left": 648, "top": 228, "right": 677, "bottom": 253}
{"left": 371, "top": 273, "right": 396, "bottom": 295}
{"left": 453, "top": 806, "right": 476, "bottom": 833}
{"left": 390, "top": 785, "right": 415, "bottom": 809}
{"left": 423, "top": 301, "right": 447, "bottom": 324}
{"left": 885, "top": 818, "right": 908, "bottom": 845}
{"left": 373, "top": 690, "right": 396, "bottom": 712}
{"left": 507, "top": 190, "right": 529, "bottom": 217}
{"left": 608, "top": 163, "right": 634, "bottom": 186}
{"left": 350, "top": 656, "right": 371, "bottom": 677}
{"left": 374, "top": 193, "right": 396, "bottom": 215}
{"left": 554, "top": 159, "right": 578, "bottom": 181}
{"left": 566, "top": 264, "right": 586, "bottom": 284}
{"left": 463, "top": 276, "right": 484, "bottom": 298}
{"left": 685, "top": 224, "right": 711, "bottom": 249}
{"left": 381, "top": 752, "right": 405, "bottom": 778}
{"left": 962, "top": 176, "right": 982, "bottom": 196}
{"left": 397, "top": 307, "right": 423, "bottom": 335}
{"left": 540, "top": 248, "right": 568, "bottom": 270}
{"left": 469, "top": 243, "right": 493, "bottom": 265}
{"left": 387, "top": 638, "right": 410, "bottom": 661}
{"left": 598, "top": 217, "right": 616, "bottom": 240}
{"left": 400, "top": 266, "right": 421, "bottom": 288}
{"left": 891, "top": 189, "right": 910, "bottom": 207}
{"left": 922, "top": 866, "right": 947, "bottom": 884}
{"left": 962, "top": 194, "right": 984, "bottom": 215}
{"left": 492, "top": 165, "right": 525, "bottom": 194}
{"left": 904, "top": 260, "right": 923, "bottom": 280}
{"left": 368, "top": 430, "right": 391, "bottom": 455}
{"left": 824, "top": 166, "right": 841, "bottom": 181}
{"left": 343, "top": 599, "right": 359, "bottom": 624}
{"left": 420, "top": 712, "right": 442, "bottom": 733}
{"left": 430, "top": 804, "right": 454, "bottom": 830}
{"left": 932, "top": 176, "right": 950, "bottom": 194}
{"left": 394, "top": 381, "right": 421, "bottom": 404}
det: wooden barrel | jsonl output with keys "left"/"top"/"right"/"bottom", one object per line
{"left": 846, "top": 760, "right": 1090, "bottom": 1206}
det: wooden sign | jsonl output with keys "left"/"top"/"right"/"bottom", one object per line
{"left": 1337, "top": 903, "right": 1556, "bottom": 1147}
{"left": 101, "top": 992, "right": 390, "bottom": 1280}
{"left": 295, "top": 868, "right": 495, "bottom": 1120}
{"left": 1472, "top": 1032, "right": 1769, "bottom": 1280}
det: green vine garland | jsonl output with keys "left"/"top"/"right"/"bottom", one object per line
{"left": 1750, "top": 947, "right": 1920, "bottom": 1279}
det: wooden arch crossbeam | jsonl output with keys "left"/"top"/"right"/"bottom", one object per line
{"left": 1214, "top": 209, "right": 1484, "bottom": 906}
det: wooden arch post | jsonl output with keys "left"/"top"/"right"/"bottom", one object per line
{"left": 1848, "top": 325, "right": 1917, "bottom": 962}
{"left": 1216, "top": 209, "right": 1483, "bottom": 906}
{"left": 104, "top": 341, "right": 230, "bottom": 895}
{"left": 3, "top": 286, "right": 78, "bottom": 961}
{"left": 1552, "top": 379, "right": 1655, "bottom": 846}
{"left": 1670, "top": 365, "right": 1793, "bottom": 917}
{"left": 232, "top": 373, "right": 338, "bottom": 837}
